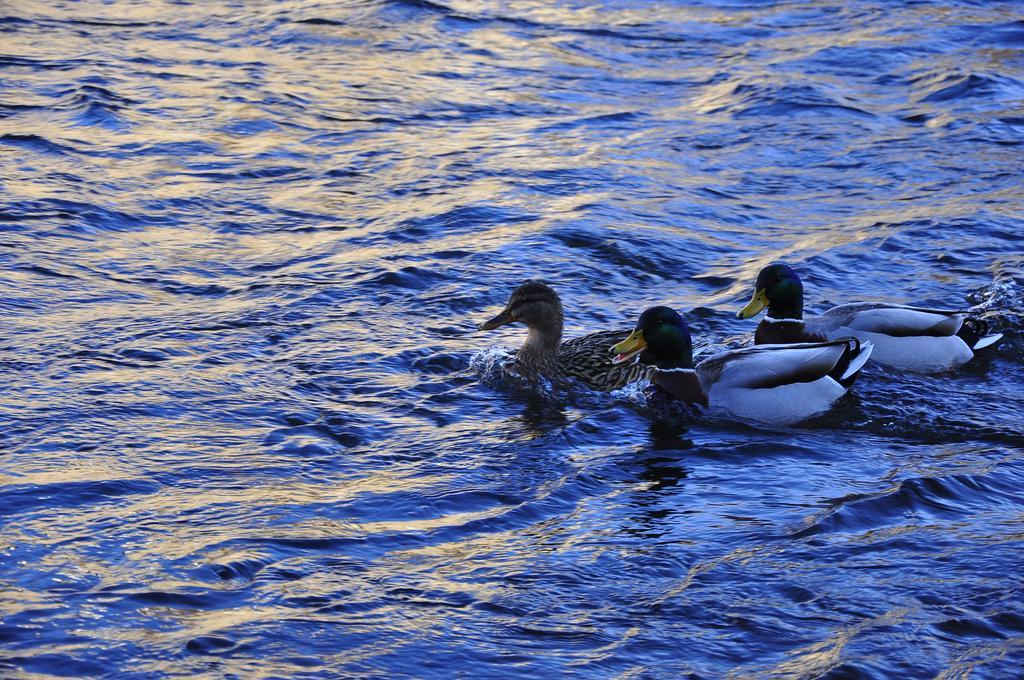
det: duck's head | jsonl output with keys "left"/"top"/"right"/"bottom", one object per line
{"left": 478, "top": 280, "right": 564, "bottom": 335}
{"left": 611, "top": 306, "right": 694, "bottom": 370}
{"left": 737, "top": 262, "right": 804, "bottom": 320}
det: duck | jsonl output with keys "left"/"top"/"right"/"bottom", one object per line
{"left": 736, "top": 263, "right": 1003, "bottom": 374}
{"left": 611, "top": 306, "right": 873, "bottom": 425}
{"left": 477, "top": 280, "right": 651, "bottom": 391}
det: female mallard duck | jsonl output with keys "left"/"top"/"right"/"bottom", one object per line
{"left": 737, "top": 263, "right": 1003, "bottom": 374}
{"left": 611, "top": 306, "right": 872, "bottom": 425}
{"left": 477, "top": 280, "right": 650, "bottom": 391}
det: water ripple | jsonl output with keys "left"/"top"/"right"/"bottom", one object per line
{"left": 1, "top": 0, "right": 1023, "bottom": 677}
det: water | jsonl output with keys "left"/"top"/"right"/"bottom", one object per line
{"left": 2, "top": 0, "right": 1023, "bottom": 676}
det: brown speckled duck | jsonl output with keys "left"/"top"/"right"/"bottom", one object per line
{"left": 477, "top": 280, "right": 650, "bottom": 391}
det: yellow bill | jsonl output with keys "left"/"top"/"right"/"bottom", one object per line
{"left": 610, "top": 329, "right": 646, "bottom": 365}
{"left": 737, "top": 288, "right": 768, "bottom": 319}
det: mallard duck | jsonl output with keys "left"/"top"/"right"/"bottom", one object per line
{"left": 737, "top": 263, "right": 1003, "bottom": 374}
{"left": 611, "top": 306, "right": 872, "bottom": 425}
{"left": 477, "top": 280, "right": 651, "bottom": 391}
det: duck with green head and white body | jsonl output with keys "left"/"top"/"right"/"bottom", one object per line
{"left": 612, "top": 306, "right": 873, "bottom": 426}
{"left": 736, "top": 263, "right": 1002, "bottom": 374}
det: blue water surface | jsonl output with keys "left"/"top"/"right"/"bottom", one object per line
{"left": 2, "top": 0, "right": 1023, "bottom": 677}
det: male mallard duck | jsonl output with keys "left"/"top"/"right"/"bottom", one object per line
{"left": 737, "top": 263, "right": 1003, "bottom": 374}
{"left": 478, "top": 280, "right": 651, "bottom": 391}
{"left": 611, "top": 306, "right": 872, "bottom": 425}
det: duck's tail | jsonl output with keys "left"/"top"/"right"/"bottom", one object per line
{"left": 958, "top": 317, "right": 1003, "bottom": 351}
{"left": 829, "top": 337, "right": 873, "bottom": 389}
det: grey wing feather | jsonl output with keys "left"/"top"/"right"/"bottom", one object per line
{"left": 696, "top": 340, "right": 852, "bottom": 390}
{"left": 810, "top": 303, "right": 963, "bottom": 337}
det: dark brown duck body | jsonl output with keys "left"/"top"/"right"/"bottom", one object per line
{"left": 478, "top": 280, "right": 650, "bottom": 391}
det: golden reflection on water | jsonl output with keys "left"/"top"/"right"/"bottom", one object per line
{"left": 6, "top": 0, "right": 1020, "bottom": 310}
{"left": 2, "top": 0, "right": 1023, "bottom": 677}
{"left": 736, "top": 606, "right": 914, "bottom": 679}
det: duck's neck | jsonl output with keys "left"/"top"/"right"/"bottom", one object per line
{"left": 647, "top": 336, "right": 703, "bottom": 403}
{"left": 654, "top": 353, "right": 694, "bottom": 371}
{"left": 755, "top": 319, "right": 802, "bottom": 346}
{"left": 518, "top": 318, "right": 562, "bottom": 371}
{"left": 765, "top": 303, "right": 802, "bottom": 323}
{"left": 767, "top": 291, "right": 803, "bottom": 320}
{"left": 646, "top": 330, "right": 694, "bottom": 371}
